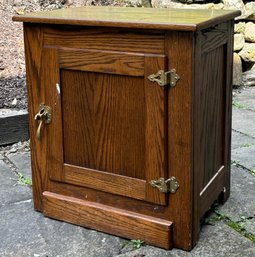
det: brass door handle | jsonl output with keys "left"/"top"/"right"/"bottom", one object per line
{"left": 34, "top": 104, "right": 52, "bottom": 140}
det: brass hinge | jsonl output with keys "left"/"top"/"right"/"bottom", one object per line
{"left": 148, "top": 69, "right": 180, "bottom": 87}
{"left": 150, "top": 177, "right": 179, "bottom": 194}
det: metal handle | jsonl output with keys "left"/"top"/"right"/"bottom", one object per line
{"left": 34, "top": 103, "right": 52, "bottom": 140}
{"left": 36, "top": 119, "right": 43, "bottom": 139}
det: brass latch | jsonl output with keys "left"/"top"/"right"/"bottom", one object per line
{"left": 34, "top": 103, "right": 52, "bottom": 140}
{"left": 150, "top": 177, "right": 179, "bottom": 194}
{"left": 148, "top": 69, "right": 180, "bottom": 87}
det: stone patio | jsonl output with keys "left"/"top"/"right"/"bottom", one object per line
{"left": 0, "top": 87, "right": 255, "bottom": 257}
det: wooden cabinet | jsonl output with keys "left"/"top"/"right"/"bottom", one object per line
{"left": 13, "top": 7, "right": 240, "bottom": 250}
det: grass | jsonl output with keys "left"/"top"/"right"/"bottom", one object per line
{"left": 232, "top": 101, "right": 248, "bottom": 109}
{"left": 241, "top": 143, "right": 254, "bottom": 148}
{"left": 122, "top": 239, "right": 145, "bottom": 250}
{"left": 206, "top": 208, "right": 255, "bottom": 243}
{"left": 16, "top": 172, "right": 32, "bottom": 186}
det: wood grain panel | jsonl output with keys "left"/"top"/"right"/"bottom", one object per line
{"left": 64, "top": 164, "right": 146, "bottom": 200}
{"left": 23, "top": 24, "right": 47, "bottom": 211}
{"left": 199, "top": 166, "right": 225, "bottom": 217}
{"left": 43, "top": 48, "right": 64, "bottom": 182}
{"left": 49, "top": 179, "right": 169, "bottom": 218}
{"left": 193, "top": 28, "right": 203, "bottom": 246}
{"left": 43, "top": 191, "right": 173, "bottom": 249}
{"left": 61, "top": 70, "right": 146, "bottom": 180}
{"left": 201, "top": 22, "right": 228, "bottom": 54}
{"left": 43, "top": 26, "right": 165, "bottom": 54}
{"left": 13, "top": 7, "right": 240, "bottom": 32}
{"left": 165, "top": 31, "right": 194, "bottom": 250}
{"left": 59, "top": 49, "right": 145, "bottom": 76}
{"left": 197, "top": 45, "right": 225, "bottom": 191}
{"left": 193, "top": 21, "right": 233, "bottom": 246}
{"left": 144, "top": 55, "right": 167, "bottom": 205}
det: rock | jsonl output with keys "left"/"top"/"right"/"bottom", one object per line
{"left": 141, "top": 0, "right": 152, "bottom": 7}
{"left": 245, "top": 2, "right": 255, "bottom": 14}
{"left": 233, "top": 53, "right": 243, "bottom": 86}
{"left": 239, "top": 43, "right": 255, "bottom": 62}
{"left": 223, "top": 0, "right": 244, "bottom": 9}
{"left": 234, "top": 33, "right": 245, "bottom": 51}
{"left": 65, "top": 0, "right": 74, "bottom": 6}
{"left": 223, "top": 0, "right": 255, "bottom": 19}
{"left": 251, "top": 63, "right": 255, "bottom": 70}
{"left": 222, "top": 0, "right": 246, "bottom": 18}
{"left": 244, "top": 22, "right": 255, "bottom": 43}
{"left": 234, "top": 22, "right": 246, "bottom": 34}
{"left": 151, "top": 0, "right": 224, "bottom": 10}
{"left": 38, "top": 0, "right": 67, "bottom": 10}
{"left": 13, "top": 0, "right": 23, "bottom": 6}
{"left": 242, "top": 69, "right": 255, "bottom": 87}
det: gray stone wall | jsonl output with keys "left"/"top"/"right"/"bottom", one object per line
{"left": 234, "top": 21, "right": 255, "bottom": 86}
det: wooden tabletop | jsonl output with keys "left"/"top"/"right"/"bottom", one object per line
{"left": 12, "top": 6, "right": 240, "bottom": 31}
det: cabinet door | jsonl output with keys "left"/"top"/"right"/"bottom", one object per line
{"left": 42, "top": 47, "right": 168, "bottom": 205}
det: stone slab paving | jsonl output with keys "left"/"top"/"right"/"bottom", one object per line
{"left": 116, "top": 223, "right": 255, "bottom": 257}
{"left": 0, "top": 196, "right": 254, "bottom": 257}
{"left": 232, "top": 108, "right": 255, "bottom": 138}
{"left": 7, "top": 151, "right": 31, "bottom": 179}
{"left": 233, "top": 87, "right": 255, "bottom": 111}
{"left": 0, "top": 159, "right": 31, "bottom": 207}
{"left": 232, "top": 145, "right": 255, "bottom": 170}
{"left": 219, "top": 166, "right": 255, "bottom": 233}
{"left": 0, "top": 148, "right": 254, "bottom": 256}
{"left": 0, "top": 201, "right": 125, "bottom": 257}
{"left": 1, "top": 87, "right": 255, "bottom": 256}
{"left": 232, "top": 130, "right": 255, "bottom": 150}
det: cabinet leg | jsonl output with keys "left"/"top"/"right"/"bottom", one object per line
{"left": 218, "top": 186, "right": 230, "bottom": 204}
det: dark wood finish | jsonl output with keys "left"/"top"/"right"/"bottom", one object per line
{"left": 13, "top": 7, "right": 240, "bottom": 32}
{"left": 43, "top": 191, "right": 173, "bottom": 249}
{"left": 16, "top": 7, "right": 239, "bottom": 250}
{"left": 164, "top": 31, "right": 194, "bottom": 250}
{"left": 197, "top": 44, "right": 225, "bottom": 191}
{"left": 222, "top": 20, "right": 235, "bottom": 203}
{"left": 192, "top": 21, "right": 235, "bottom": 245}
{"left": 0, "top": 110, "right": 29, "bottom": 146}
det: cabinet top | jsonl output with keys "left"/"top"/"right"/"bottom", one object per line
{"left": 13, "top": 6, "right": 240, "bottom": 31}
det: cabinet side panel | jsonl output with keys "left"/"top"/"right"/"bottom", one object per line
{"left": 23, "top": 23, "right": 47, "bottom": 211}
{"left": 193, "top": 21, "right": 234, "bottom": 244}
{"left": 197, "top": 45, "right": 225, "bottom": 191}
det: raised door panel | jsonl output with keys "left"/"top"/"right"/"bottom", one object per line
{"left": 43, "top": 47, "right": 168, "bottom": 205}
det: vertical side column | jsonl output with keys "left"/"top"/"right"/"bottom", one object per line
{"left": 222, "top": 20, "right": 235, "bottom": 203}
{"left": 24, "top": 23, "right": 47, "bottom": 211}
{"left": 165, "top": 31, "right": 195, "bottom": 250}
{"left": 144, "top": 55, "right": 168, "bottom": 206}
